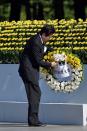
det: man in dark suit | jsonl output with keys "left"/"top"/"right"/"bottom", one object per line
{"left": 18, "top": 24, "right": 57, "bottom": 126}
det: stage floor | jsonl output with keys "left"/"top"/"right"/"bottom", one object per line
{"left": 0, "top": 124, "right": 87, "bottom": 131}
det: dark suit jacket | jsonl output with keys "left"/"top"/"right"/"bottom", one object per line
{"left": 18, "top": 33, "right": 52, "bottom": 86}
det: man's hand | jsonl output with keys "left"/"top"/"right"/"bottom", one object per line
{"left": 51, "top": 62, "right": 58, "bottom": 67}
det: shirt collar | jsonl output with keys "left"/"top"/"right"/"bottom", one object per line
{"left": 39, "top": 34, "right": 44, "bottom": 45}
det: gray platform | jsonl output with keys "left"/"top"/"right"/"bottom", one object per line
{"left": 0, "top": 102, "right": 87, "bottom": 126}
{"left": 0, "top": 64, "right": 87, "bottom": 125}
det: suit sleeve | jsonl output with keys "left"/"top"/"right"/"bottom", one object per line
{"left": 32, "top": 42, "right": 51, "bottom": 68}
{"left": 47, "top": 45, "right": 54, "bottom": 52}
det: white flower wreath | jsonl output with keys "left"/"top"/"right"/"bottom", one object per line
{"left": 41, "top": 52, "right": 83, "bottom": 93}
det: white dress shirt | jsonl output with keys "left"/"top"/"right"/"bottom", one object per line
{"left": 39, "top": 34, "right": 47, "bottom": 53}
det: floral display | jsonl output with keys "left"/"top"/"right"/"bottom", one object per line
{"left": 41, "top": 50, "right": 83, "bottom": 93}
{"left": 0, "top": 19, "right": 87, "bottom": 63}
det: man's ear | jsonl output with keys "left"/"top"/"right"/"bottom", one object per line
{"left": 42, "top": 33, "right": 46, "bottom": 37}
{"left": 41, "top": 33, "right": 46, "bottom": 40}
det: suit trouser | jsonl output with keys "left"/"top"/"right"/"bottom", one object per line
{"left": 22, "top": 78, "right": 41, "bottom": 124}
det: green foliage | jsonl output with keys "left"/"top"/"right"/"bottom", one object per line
{"left": 0, "top": 0, "right": 76, "bottom": 21}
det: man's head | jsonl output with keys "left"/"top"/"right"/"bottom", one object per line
{"left": 39, "top": 24, "right": 55, "bottom": 43}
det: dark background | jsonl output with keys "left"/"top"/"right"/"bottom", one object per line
{"left": 0, "top": 0, "right": 87, "bottom": 21}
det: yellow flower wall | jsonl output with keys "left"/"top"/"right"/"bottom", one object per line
{"left": 0, "top": 19, "right": 87, "bottom": 52}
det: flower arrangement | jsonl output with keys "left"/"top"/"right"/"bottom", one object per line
{"left": 41, "top": 50, "right": 83, "bottom": 93}
{"left": 0, "top": 19, "right": 87, "bottom": 63}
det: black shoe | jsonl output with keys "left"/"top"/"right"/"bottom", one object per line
{"left": 29, "top": 122, "right": 46, "bottom": 127}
